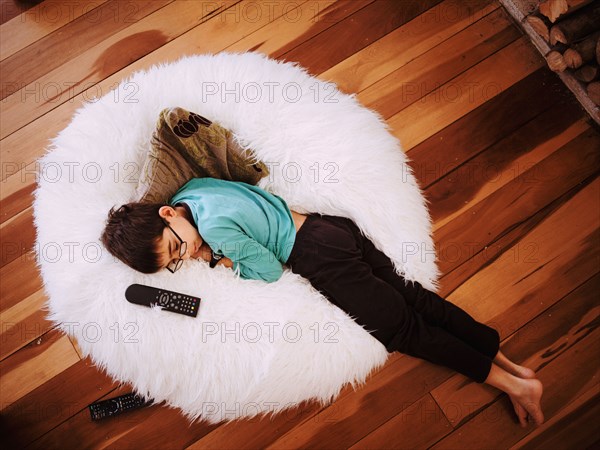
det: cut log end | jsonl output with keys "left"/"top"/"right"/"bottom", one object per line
{"left": 539, "top": 0, "right": 595, "bottom": 22}
{"left": 550, "top": 26, "right": 568, "bottom": 45}
{"left": 587, "top": 81, "right": 600, "bottom": 106}
{"left": 539, "top": 0, "right": 568, "bottom": 22}
{"left": 574, "top": 64, "right": 599, "bottom": 82}
{"left": 564, "top": 48, "right": 584, "bottom": 69}
{"left": 547, "top": 50, "right": 568, "bottom": 71}
{"left": 526, "top": 15, "right": 551, "bottom": 42}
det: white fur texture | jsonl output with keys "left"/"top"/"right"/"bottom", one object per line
{"left": 33, "top": 52, "right": 439, "bottom": 424}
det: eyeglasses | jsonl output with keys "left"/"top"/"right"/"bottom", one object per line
{"left": 162, "top": 219, "right": 187, "bottom": 273}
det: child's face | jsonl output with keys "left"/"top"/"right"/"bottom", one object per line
{"left": 156, "top": 206, "right": 203, "bottom": 270}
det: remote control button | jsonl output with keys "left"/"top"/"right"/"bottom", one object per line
{"left": 159, "top": 293, "right": 169, "bottom": 305}
{"left": 110, "top": 400, "right": 120, "bottom": 413}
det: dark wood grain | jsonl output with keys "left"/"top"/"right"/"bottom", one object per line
{"left": 360, "top": 7, "right": 521, "bottom": 119}
{"left": 282, "top": 0, "right": 444, "bottom": 75}
{"left": 0, "top": 0, "right": 173, "bottom": 100}
{"left": 0, "top": 0, "right": 41, "bottom": 25}
{"left": 433, "top": 127, "right": 600, "bottom": 276}
{"left": 265, "top": 355, "right": 452, "bottom": 449}
{"left": 408, "top": 68, "right": 575, "bottom": 188}
{"left": 439, "top": 171, "right": 598, "bottom": 297}
{"left": 0, "top": 206, "right": 35, "bottom": 268}
{"left": 349, "top": 394, "right": 452, "bottom": 449}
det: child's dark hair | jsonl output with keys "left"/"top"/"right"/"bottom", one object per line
{"left": 100, "top": 202, "right": 167, "bottom": 273}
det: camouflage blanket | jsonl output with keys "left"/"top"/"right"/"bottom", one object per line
{"left": 136, "top": 107, "right": 269, "bottom": 204}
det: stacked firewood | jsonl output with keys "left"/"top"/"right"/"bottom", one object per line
{"left": 526, "top": 0, "right": 600, "bottom": 105}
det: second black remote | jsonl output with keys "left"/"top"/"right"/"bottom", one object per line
{"left": 89, "top": 392, "right": 152, "bottom": 421}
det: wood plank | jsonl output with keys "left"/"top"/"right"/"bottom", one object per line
{"left": 187, "top": 349, "right": 407, "bottom": 447}
{"left": 1, "top": 119, "right": 76, "bottom": 207}
{"left": 228, "top": 0, "right": 373, "bottom": 58}
{"left": 25, "top": 383, "right": 164, "bottom": 449}
{"left": 432, "top": 273, "right": 600, "bottom": 427}
{"left": 0, "top": 250, "right": 42, "bottom": 311}
{"left": 0, "top": 205, "right": 35, "bottom": 269}
{"left": 282, "top": 0, "right": 444, "bottom": 75}
{"left": 0, "top": 0, "right": 109, "bottom": 60}
{"left": 429, "top": 102, "right": 588, "bottom": 229}
{"left": 433, "top": 127, "right": 599, "bottom": 277}
{"left": 0, "top": 0, "right": 40, "bottom": 25}
{"left": 389, "top": 37, "right": 545, "bottom": 151}
{"left": 408, "top": 67, "right": 583, "bottom": 188}
{"left": 0, "top": 288, "right": 51, "bottom": 360}
{"left": 96, "top": 400, "right": 217, "bottom": 450}
{"left": 0, "top": 182, "right": 34, "bottom": 226}
{"left": 349, "top": 394, "right": 452, "bottom": 449}
{"left": 320, "top": 0, "right": 499, "bottom": 94}
{"left": 184, "top": 397, "right": 326, "bottom": 450}
{"left": 443, "top": 176, "right": 599, "bottom": 335}
{"left": 438, "top": 168, "right": 597, "bottom": 297}
{"left": 264, "top": 355, "right": 452, "bottom": 449}
{"left": 358, "top": 7, "right": 521, "bottom": 119}
{"left": 0, "top": 328, "right": 80, "bottom": 411}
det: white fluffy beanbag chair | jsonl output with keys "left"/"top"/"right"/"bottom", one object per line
{"left": 33, "top": 52, "right": 439, "bottom": 423}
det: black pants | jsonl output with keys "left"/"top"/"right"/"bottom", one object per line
{"left": 286, "top": 214, "right": 500, "bottom": 383}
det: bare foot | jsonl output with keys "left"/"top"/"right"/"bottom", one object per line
{"left": 509, "top": 395, "right": 529, "bottom": 427}
{"left": 513, "top": 378, "right": 544, "bottom": 426}
{"left": 494, "top": 351, "right": 536, "bottom": 379}
{"left": 508, "top": 363, "right": 536, "bottom": 380}
{"left": 485, "top": 363, "right": 544, "bottom": 427}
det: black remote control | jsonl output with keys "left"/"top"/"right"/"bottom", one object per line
{"left": 125, "top": 284, "right": 201, "bottom": 318}
{"left": 88, "top": 392, "right": 151, "bottom": 421}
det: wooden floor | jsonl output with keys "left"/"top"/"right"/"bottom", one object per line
{"left": 1, "top": 0, "right": 599, "bottom": 448}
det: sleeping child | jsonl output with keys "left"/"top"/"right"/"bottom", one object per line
{"left": 101, "top": 177, "right": 544, "bottom": 427}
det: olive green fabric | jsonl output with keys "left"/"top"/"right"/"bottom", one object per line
{"left": 136, "top": 107, "right": 269, "bottom": 204}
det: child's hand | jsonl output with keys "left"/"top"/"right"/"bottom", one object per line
{"left": 218, "top": 257, "right": 234, "bottom": 268}
{"left": 193, "top": 242, "right": 233, "bottom": 268}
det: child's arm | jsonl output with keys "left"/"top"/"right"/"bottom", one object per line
{"left": 207, "top": 228, "right": 284, "bottom": 283}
